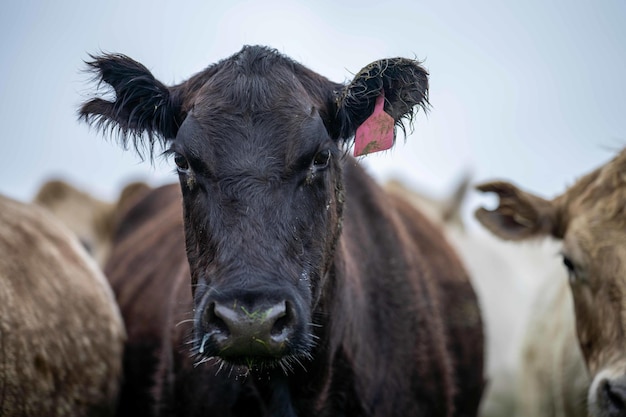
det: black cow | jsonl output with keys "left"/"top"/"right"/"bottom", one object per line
{"left": 80, "top": 45, "right": 484, "bottom": 417}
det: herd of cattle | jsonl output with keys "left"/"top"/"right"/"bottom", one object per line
{"left": 1, "top": 45, "right": 624, "bottom": 417}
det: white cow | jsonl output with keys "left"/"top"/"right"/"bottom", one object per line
{"left": 512, "top": 260, "right": 589, "bottom": 417}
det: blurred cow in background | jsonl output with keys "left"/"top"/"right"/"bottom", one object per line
{"left": 476, "top": 148, "right": 626, "bottom": 417}
{"left": 33, "top": 178, "right": 150, "bottom": 266}
{"left": 386, "top": 175, "right": 582, "bottom": 417}
{"left": 511, "top": 260, "right": 589, "bottom": 417}
{"left": 0, "top": 194, "right": 125, "bottom": 416}
{"left": 385, "top": 175, "right": 470, "bottom": 231}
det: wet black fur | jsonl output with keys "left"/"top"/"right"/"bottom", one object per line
{"left": 83, "top": 45, "right": 483, "bottom": 417}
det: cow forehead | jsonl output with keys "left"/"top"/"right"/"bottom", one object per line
{"left": 564, "top": 151, "right": 626, "bottom": 233}
{"left": 568, "top": 189, "right": 626, "bottom": 236}
{"left": 187, "top": 78, "right": 323, "bottom": 153}
{"left": 174, "top": 47, "right": 336, "bottom": 164}
{"left": 565, "top": 217, "right": 623, "bottom": 266}
{"left": 194, "top": 51, "right": 316, "bottom": 115}
{"left": 564, "top": 192, "right": 626, "bottom": 260}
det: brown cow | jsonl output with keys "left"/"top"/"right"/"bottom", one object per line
{"left": 80, "top": 45, "right": 484, "bottom": 417}
{"left": 33, "top": 178, "right": 151, "bottom": 266}
{"left": 384, "top": 176, "right": 568, "bottom": 417}
{"left": 0, "top": 194, "right": 125, "bottom": 416}
{"left": 476, "top": 148, "right": 626, "bottom": 417}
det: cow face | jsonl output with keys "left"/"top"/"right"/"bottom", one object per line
{"left": 80, "top": 45, "right": 429, "bottom": 372}
{"left": 475, "top": 149, "right": 626, "bottom": 417}
{"left": 171, "top": 90, "right": 345, "bottom": 371}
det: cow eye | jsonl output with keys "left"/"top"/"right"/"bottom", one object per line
{"left": 313, "top": 149, "right": 331, "bottom": 170}
{"left": 562, "top": 255, "right": 578, "bottom": 283}
{"left": 174, "top": 153, "right": 190, "bottom": 173}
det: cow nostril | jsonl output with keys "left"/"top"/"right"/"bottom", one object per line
{"left": 270, "top": 301, "right": 295, "bottom": 342}
{"left": 602, "top": 379, "right": 626, "bottom": 414}
{"left": 202, "top": 299, "right": 298, "bottom": 358}
{"left": 204, "top": 302, "right": 230, "bottom": 340}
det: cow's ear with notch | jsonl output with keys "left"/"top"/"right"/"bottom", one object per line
{"left": 79, "top": 53, "right": 185, "bottom": 159}
{"left": 337, "top": 57, "right": 429, "bottom": 156}
{"left": 474, "top": 181, "right": 561, "bottom": 241}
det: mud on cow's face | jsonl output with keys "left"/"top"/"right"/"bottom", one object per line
{"left": 475, "top": 149, "right": 626, "bottom": 417}
{"left": 79, "top": 45, "right": 429, "bottom": 372}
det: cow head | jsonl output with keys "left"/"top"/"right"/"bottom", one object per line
{"left": 475, "top": 149, "right": 626, "bottom": 417}
{"left": 80, "top": 45, "right": 429, "bottom": 373}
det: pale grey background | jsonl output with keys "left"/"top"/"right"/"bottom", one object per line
{"left": 1, "top": 0, "right": 624, "bottom": 227}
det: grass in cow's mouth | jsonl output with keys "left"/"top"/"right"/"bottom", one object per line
{"left": 192, "top": 351, "right": 312, "bottom": 379}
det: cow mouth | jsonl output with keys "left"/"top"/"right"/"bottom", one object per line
{"left": 227, "top": 354, "right": 308, "bottom": 373}
{"left": 194, "top": 348, "right": 312, "bottom": 376}
{"left": 192, "top": 328, "right": 315, "bottom": 375}
{"left": 588, "top": 368, "right": 626, "bottom": 417}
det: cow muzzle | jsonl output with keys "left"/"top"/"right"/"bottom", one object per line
{"left": 599, "top": 379, "right": 626, "bottom": 416}
{"left": 590, "top": 371, "right": 626, "bottom": 417}
{"left": 198, "top": 298, "right": 297, "bottom": 360}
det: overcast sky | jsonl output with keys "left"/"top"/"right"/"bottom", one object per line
{"left": 1, "top": 0, "right": 625, "bottom": 227}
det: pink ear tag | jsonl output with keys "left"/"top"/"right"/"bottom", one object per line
{"left": 354, "top": 91, "right": 395, "bottom": 157}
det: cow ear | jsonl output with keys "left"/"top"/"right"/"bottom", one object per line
{"left": 474, "top": 181, "right": 560, "bottom": 241}
{"left": 79, "top": 53, "right": 184, "bottom": 160}
{"left": 116, "top": 181, "right": 151, "bottom": 213}
{"left": 33, "top": 179, "right": 78, "bottom": 206}
{"left": 337, "top": 57, "right": 429, "bottom": 155}
{"left": 441, "top": 172, "right": 472, "bottom": 228}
